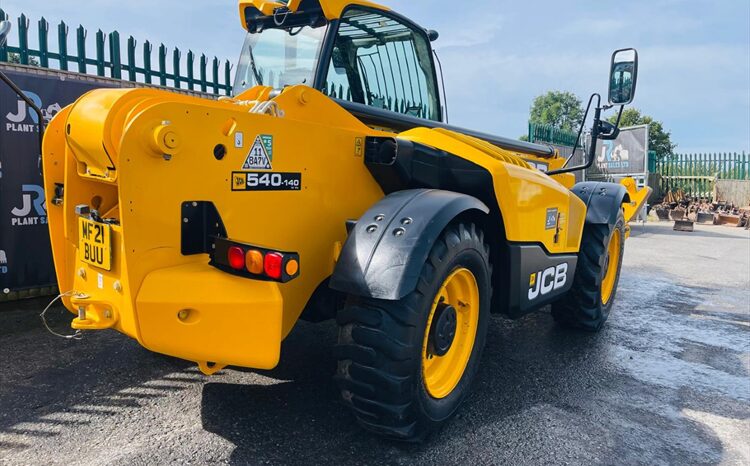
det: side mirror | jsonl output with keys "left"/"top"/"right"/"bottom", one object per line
{"left": 608, "top": 48, "right": 638, "bottom": 106}
{"left": 0, "top": 20, "right": 11, "bottom": 47}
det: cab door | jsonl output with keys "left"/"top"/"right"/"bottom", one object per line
{"left": 318, "top": 7, "right": 443, "bottom": 123}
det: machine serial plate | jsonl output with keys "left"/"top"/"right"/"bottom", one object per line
{"left": 232, "top": 172, "right": 302, "bottom": 191}
{"left": 79, "top": 217, "right": 112, "bottom": 271}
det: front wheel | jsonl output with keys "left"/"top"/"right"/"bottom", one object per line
{"left": 552, "top": 211, "right": 626, "bottom": 331}
{"left": 334, "top": 223, "right": 491, "bottom": 441}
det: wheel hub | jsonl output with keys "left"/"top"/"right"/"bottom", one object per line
{"left": 429, "top": 302, "right": 457, "bottom": 357}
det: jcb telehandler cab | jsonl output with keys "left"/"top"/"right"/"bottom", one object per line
{"left": 0, "top": 0, "right": 650, "bottom": 441}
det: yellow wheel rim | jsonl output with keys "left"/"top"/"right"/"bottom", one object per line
{"left": 601, "top": 229, "right": 621, "bottom": 305}
{"left": 422, "top": 267, "right": 480, "bottom": 399}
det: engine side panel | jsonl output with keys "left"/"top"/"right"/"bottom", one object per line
{"left": 396, "top": 127, "right": 587, "bottom": 255}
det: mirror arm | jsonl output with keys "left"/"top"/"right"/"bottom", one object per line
{"left": 598, "top": 105, "right": 625, "bottom": 141}
{"left": 550, "top": 93, "right": 600, "bottom": 175}
{"left": 611, "top": 104, "right": 624, "bottom": 128}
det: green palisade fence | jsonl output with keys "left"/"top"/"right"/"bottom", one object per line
{"left": 0, "top": 9, "right": 233, "bottom": 95}
{"left": 655, "top": 152, "right": 749, "bottom": 199}
{"left": 528, "top": 122, "right": 578, "bottom": 147}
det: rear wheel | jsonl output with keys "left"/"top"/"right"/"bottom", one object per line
{"left": 335, "top": 223, "right": 491, "bottom": 441}
{"left": 552, "top": 211, "right": 625, "bottom": 331}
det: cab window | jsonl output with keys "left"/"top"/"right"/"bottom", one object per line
{"left": 323, "top": 8, "right": 441, "bottom": 121}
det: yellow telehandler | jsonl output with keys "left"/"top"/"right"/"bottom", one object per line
{"left": 3, "top": 0, "right": 650, "bottom": 440}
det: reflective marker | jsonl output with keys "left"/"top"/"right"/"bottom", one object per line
{"left": 285, "top": 258, "right": 299, "bottom": 276}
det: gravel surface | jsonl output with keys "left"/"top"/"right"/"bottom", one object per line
{"left": 1, "top": 221, "right": 748, "bottom": 465}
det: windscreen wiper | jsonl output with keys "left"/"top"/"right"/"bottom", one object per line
{"left": 248, "top": 47, "right": 264, "bottom": 86}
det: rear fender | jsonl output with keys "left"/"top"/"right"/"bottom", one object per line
{"left": 572, "top": 182, "right": 631, "bottom": 226}
{"left": 329, "top": 189, "right": 488, "bottom": 300}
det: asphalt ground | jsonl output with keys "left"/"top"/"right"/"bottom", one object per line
{"left": 1, "top": 221, "right": 749, "bottom": 465}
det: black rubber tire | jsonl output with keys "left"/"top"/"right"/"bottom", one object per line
{"left": 551, "top": 211, "right": 626, "bottom": 331}
{"left": 334, "top": 222, "right": 491, "bottom": 441}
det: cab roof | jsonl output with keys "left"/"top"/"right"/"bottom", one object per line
{"left": 239, "top": 0, "right": 391, "bottom": 29}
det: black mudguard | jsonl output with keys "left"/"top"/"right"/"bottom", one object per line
{"left": 572, "top": 182, "right": 631, "bottom": 225}
{"left": 329, "top": 189, "right": 488, "bottom": 300}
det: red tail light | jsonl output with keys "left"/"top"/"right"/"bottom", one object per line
{"left": 264, "top": 252, "right": 284, "bottom": 280}
{"left": 227, "top": 246, "right": 246, "bottom": 270}
{"left": 210, "top": 238, "right": 299, "bottom": 282}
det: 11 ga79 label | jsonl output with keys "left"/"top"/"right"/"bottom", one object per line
{"left": 232, "top": 172, "right": 302, "bottom": 191}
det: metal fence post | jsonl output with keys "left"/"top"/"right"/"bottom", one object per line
{"left": 95, "top": 29, "right": 106, "bottom": 76}
{"left": 58, "top": 20, "right": 69, "bottom": 70}
{"left": 18, "top": 14, "right": 30, "bottom": 65}
{"left": 172, "top": 48, "right": 181, "bottom": 88}
{"left": 38, "top": 17, "right": 49, "bottom": 68}
{"left": 127, "top": 36, "right": 137, "bottom": 82}
{"left": 187, "top": 50, "right": 195, "bottom": 90}
{"left": 158, "top": 43, "right": 167, "bottom": 86}
{"left": 200, "top": 54, "right": 208, "bottom": 93}
{"left": 224, "top": 61, "right": 232, "bottom": 95}
{"left": 76, "top": 25, "right": 86, "bottom": 73}
{"left": 109, "top": 30, "right": 122, "bottom": 79}
{"left": 143, "top": 40, "right": 153, "bottom": 84}
{"left": 212, "top": 57, "right": 219, "bottom": 95}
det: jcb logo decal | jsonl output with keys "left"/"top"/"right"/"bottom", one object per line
{"left": 233, "top": 174, "right": 246, "bottom": 189}
{"left": 528, "top": 263, "right": 568, "bottom": 301}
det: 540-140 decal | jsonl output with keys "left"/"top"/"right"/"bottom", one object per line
{"left": 232, "top": 172, "right": 302, "bottom": 192}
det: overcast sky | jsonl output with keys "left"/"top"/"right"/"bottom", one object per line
{"left": 1, "top": 0, "right": 748, "bottom": 153}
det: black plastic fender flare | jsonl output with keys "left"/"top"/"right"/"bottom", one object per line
{"left": 572, "top": 182, "right": 631, "bottom": 226}
{"left": 329, "top": 189, "right": 489, "bottom": 300}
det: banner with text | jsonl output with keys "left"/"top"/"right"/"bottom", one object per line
{"left": 0, "top": 70, "right": 113, "bottom": 293}
{"left": 591, "top": 125, "right": 649, "bottom": 177}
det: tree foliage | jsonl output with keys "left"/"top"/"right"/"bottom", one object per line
{"left": 529, "top": 91, "right": 584, "bottom": 133}
{"left": 609, "top": 108, "right": 676, "bottom": 161}
{"left": 6, "top": 53, "right": 40, "bottom": 66}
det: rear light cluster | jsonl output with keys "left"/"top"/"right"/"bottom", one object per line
{"left": 211, "top": 238, "right": 300, "bottom": 283}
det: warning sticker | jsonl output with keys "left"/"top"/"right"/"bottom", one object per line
{"left": 241, "top": 134, "right": 273, "bottom": 170}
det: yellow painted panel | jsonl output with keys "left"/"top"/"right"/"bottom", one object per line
{"left": 621, "top": 177, "right": 653, "bottom": 223}
{"left": 238, "top": 0, "right": 390, "bottom": 28}
{"left": 136, "top": 263, "right": 284, "bottom": 369}
{"left": 397, "top": 127, "right": 585, "bottom": 254}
